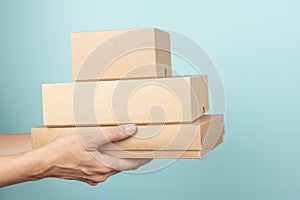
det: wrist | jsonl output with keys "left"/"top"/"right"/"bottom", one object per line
{"left": 23, "top": 146, "right": 56, "bottom": 180}
{"left": 0, "top": 147, "right": 55, "bottom": 187}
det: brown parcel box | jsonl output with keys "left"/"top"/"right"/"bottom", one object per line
{"left": 102, "top": 136, "right": 223, "bottom": 159}
{"left": 32, "top": 115, "right": 224, "bottom": 158}
{"left": 42, "top": 75, "right": 208, "bottom": 126}
{"left": 71, "top": 28, "right": 171, "bottom": 81}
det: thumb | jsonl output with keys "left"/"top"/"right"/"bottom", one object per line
{"left": 79, "top": 124, "right": 137, "bottom": 151}
{"left": 101, "top": 124, "right": 137, "bottom": 144}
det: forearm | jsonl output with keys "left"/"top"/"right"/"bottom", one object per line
{"left": 0, "top": 124, "right": 149, "bottom": 187}
{"left": 0, "top": 148, "right": 51, "bottom": 188}
{"left": 0, "top": 133, "right": 32, "bottom": 156}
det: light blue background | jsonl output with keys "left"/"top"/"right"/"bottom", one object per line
{"left": 0, "top": 0, "right": 299, "bottom": 199}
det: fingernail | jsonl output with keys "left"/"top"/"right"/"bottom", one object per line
{"left": 120, "top": 124, "right": 136, "bottom": 135}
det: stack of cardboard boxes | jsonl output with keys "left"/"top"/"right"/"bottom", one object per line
{"left": 31, "top": 28, "right": 224, "bottom": 158}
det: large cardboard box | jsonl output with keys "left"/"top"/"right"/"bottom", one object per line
{"left": 71, "top": 28, "right": 171, "bottom": 81}
{"left": 32, "top": 115, "right": 223, "bottom": 153}
{"left": 102, "top": 136, "right": 223, "bottom": 158}
{"left": 42, "top": 75, "right": 208, "bottom": 126}
{"left": 31, "top": 129, "right": 223, "bottom": 159}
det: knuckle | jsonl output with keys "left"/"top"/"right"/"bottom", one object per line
{"left": 87, "top": 181, "right": 98, "bottom": 186}
{"left": 105, "top": 127, "right": 122, "bottom": 141}
{"left": 82, "top": 169, "right": 94, "bottom": 176}
{"left": 102, "top": 175, "right": 110, "bottom": 182}
{"left": 111, "top": 127, "right": 122, "bottom": 140}
{"left": 92, "top": 175, "right": 106, "bottom": 183}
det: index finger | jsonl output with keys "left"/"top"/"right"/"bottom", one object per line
{"left": 91, "top": 151, "right": 152, "bottom": 171}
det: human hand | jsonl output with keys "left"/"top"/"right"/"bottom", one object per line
{"left": 30, "top": 124, "right": 151, "bottom": 186}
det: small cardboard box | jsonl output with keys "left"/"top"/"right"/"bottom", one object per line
{"left": 42, "top": 75, "right": 209, "bottom": 126}
{"left": 32, "top": 115, "right": 224, "bottom": 154}
{"left": 71, "top": 28, "right": 171, "bottom": 81}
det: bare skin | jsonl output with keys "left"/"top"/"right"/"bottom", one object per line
{"left": 0, "top": 133, "right": 32, "bottom": 156}
{"left": 0, "top": 124, "right": 151, "bottom": 187}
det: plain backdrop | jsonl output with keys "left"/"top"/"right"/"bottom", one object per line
{"left": 0, "top": 0, "right": 299, "bottom": 199}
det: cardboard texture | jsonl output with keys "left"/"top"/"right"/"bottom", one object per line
{"left": 42, "top": 75, "right": 209, "bottom": 126}
{"left": 102, "top": 136, "right": 223, "bottom": 158}
{"left": 31, "top": 132, "right": 222, "bottom": 158}
{"left": 32, "top": 115, "right": 224, "bottom": 151}
{"left": 32, "top": 27, "right": 224, "bottom": 159}
{"left": 71, "top": 28, "right": 171, "bottom": 81}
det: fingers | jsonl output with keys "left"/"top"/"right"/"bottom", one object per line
{"left": 79, "top": 124, "right": 137, "bottom": 151}
{"left": 101, "top": 124, "right": 137, "bottom": 144}
{"left": 60, "top": 169, "right": 120, "bottom": 186}
{"left": 91, "top": 151, "right": 152, "bottom": 171}
{"left": 84, "top": 170, "right": 120, "bottom": 186}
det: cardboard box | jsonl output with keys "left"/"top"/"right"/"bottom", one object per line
{"left": 32, "top": 115, "right": 223, "bottom": 152}
{"left": 42, "top": 75, "right": 209, "bottom": 126}
{"left": 71, "top": 28, "right": 171, "bottom": 81}
{"left": 102, "top": 136, "right": 223, "bottom": 158}
{"left": 31, "top": 127, "right": 223, "bottom": 159}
